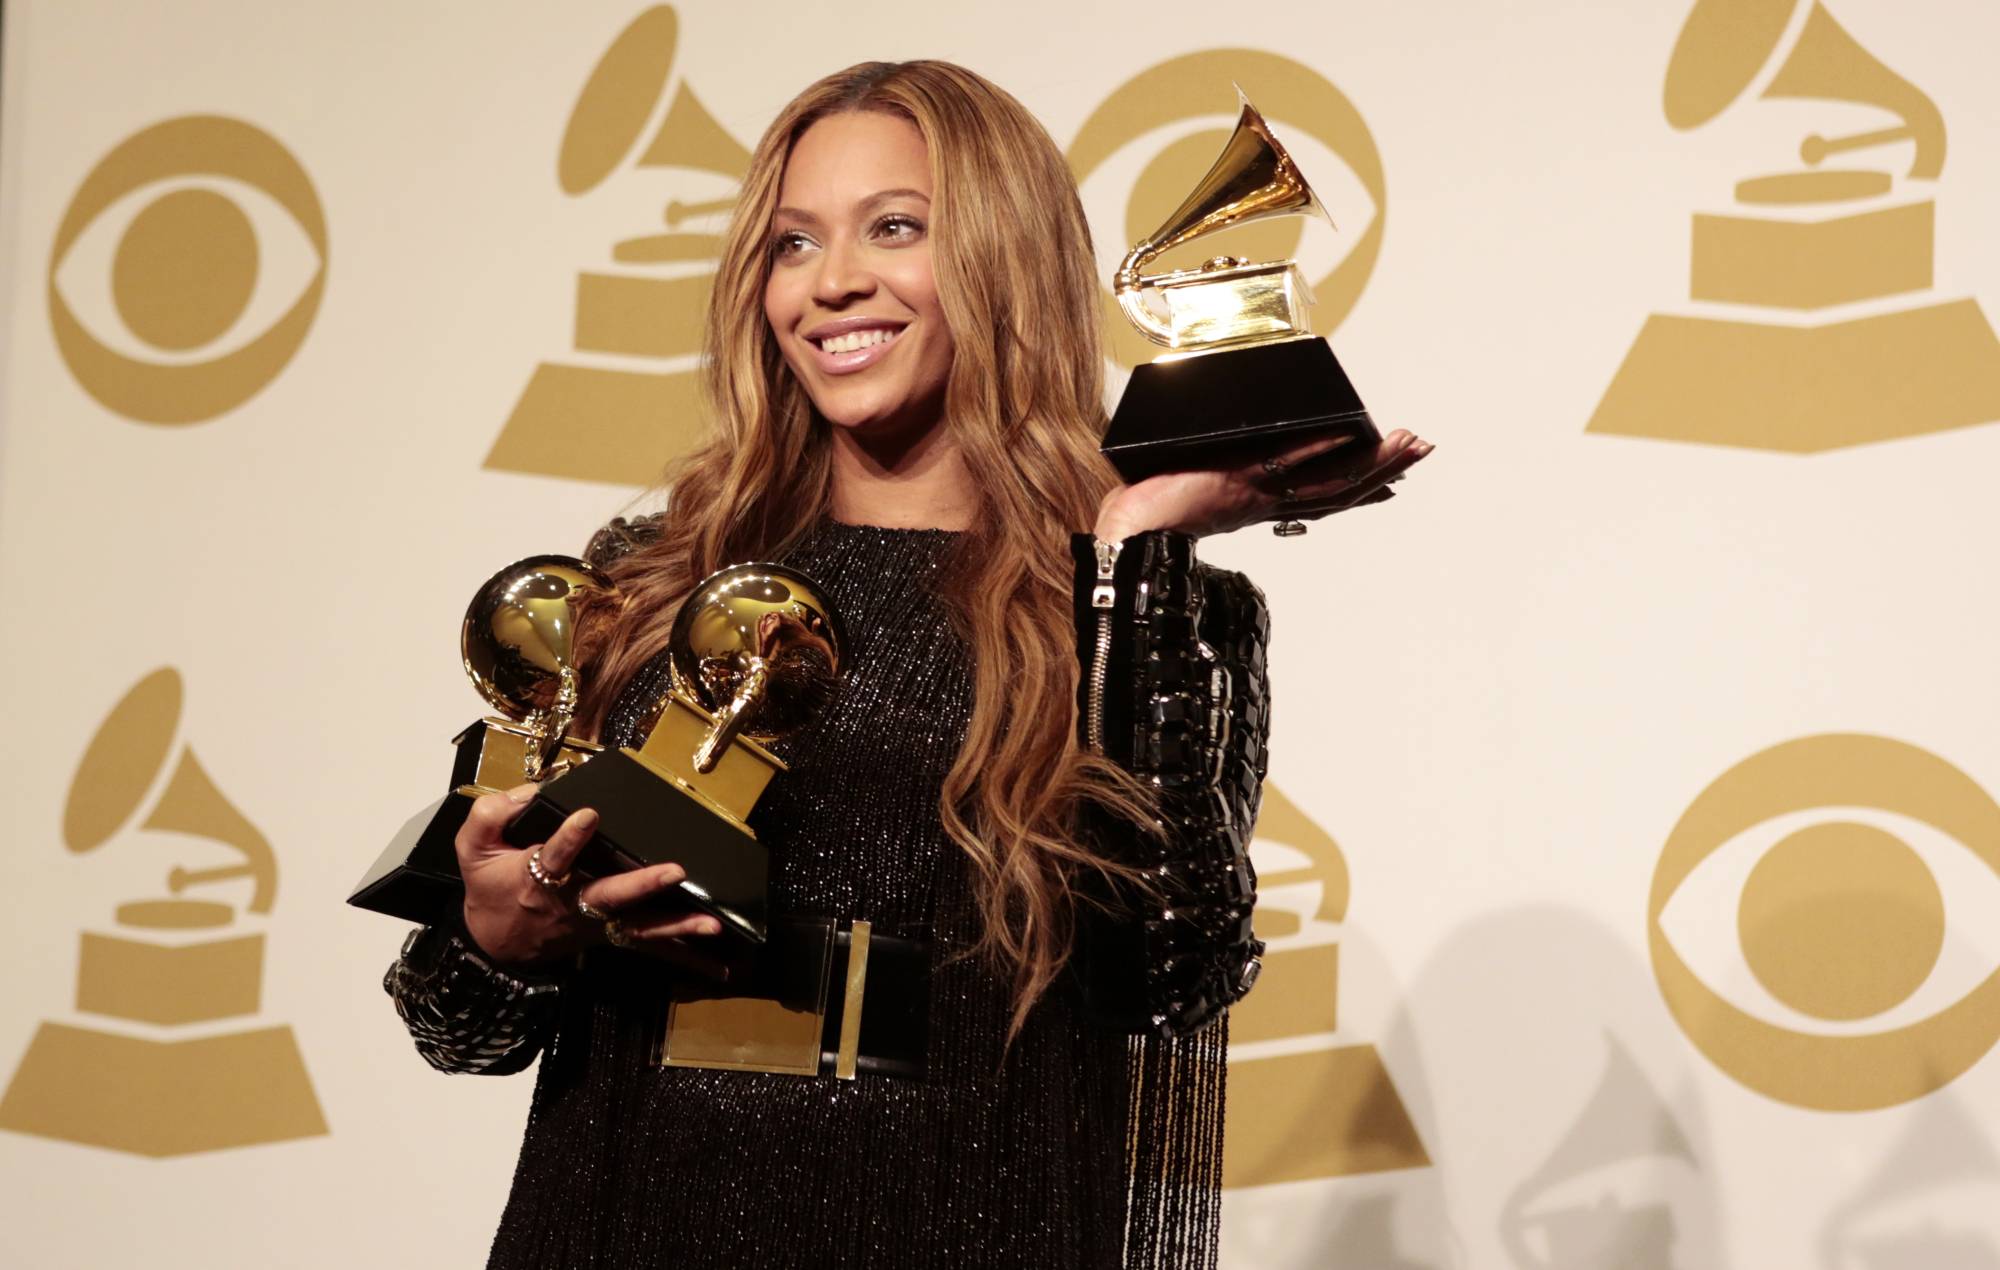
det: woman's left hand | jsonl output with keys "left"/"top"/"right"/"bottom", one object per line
{"left": 1092, "top": 428, "right": 1434, "bottom": 542}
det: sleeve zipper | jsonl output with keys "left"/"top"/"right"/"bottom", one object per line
{"left": 1086, "top": 537, "right": 1122, "bottom": 753}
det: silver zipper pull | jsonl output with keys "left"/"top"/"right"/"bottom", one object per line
{"left": 1092, "top": 538, "right": 1122, "bottom": 609}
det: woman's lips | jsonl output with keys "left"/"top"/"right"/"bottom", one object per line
{"left": 805, "top": 325, "right": 906, "bottom": 376}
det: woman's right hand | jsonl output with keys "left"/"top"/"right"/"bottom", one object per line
{"left": 454, "top": 784, "right": 728, "bottom": 974}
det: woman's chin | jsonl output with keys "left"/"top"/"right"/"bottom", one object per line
{"left": 816, "top": 398, "right": 941, "bottom": 443}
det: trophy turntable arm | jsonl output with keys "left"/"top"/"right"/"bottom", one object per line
{"left": 1067, "top": 531, "right": 1269, "bottom": 1037}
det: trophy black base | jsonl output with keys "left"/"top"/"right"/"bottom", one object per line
{"left": 347, "top": 790, "right": 472, "bottom": 926}
{"left": 1101, "top": 336, "right": 1379, "bottom": 485}
{"left": 348, "top": 717, "right": 516, "bottom": 925}
{"left": 504, "top": 749, "right": 770, "bottom": 945}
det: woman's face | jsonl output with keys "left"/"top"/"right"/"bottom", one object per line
{"left": 764, "top": 111, "right": 954, "bottom": 441}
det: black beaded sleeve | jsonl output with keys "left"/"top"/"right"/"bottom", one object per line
{"left": 1068, "top": 530, "right": 1269, "bottom": 1037}
{"left": 384, "top": 924, "right": 562, "bottom": 1075}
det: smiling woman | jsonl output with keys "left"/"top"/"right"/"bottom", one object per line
{"left": 382, "top": 57, "right": 1428, "bottom": 1270}
{"left": 765, "top": 121, "right": 950, "bottom": 430}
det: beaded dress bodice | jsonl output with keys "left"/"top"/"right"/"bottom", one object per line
{"left": 487, "top": 521, "right": 1152, "bottom": 1269}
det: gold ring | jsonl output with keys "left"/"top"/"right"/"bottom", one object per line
{"left": 604, "top": 919, "right": 635, "bottom": 949}
{"left": 1262, "top": 455, "right": 1287, "bottom": 476}
{"left": 1273, "top": 520, "right": 1308, "bottom": 538}
{"left": 576, "top": 897, "right": 608, "bottom": 923}
{"left": 526, "top": 846, "right": 570, "bottom": 891}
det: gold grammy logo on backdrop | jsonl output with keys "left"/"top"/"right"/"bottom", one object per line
{"left": 1223, "top": 785, "right": 1428, "bottom": 1187}
{"left": 49, "top": 116, "right": 327, "bottom": 426}
{"left": 1591, "top": 0, "right": 2000, "bottom": 451}
{"left": 484, "top": 5, "right": 753, "bottom": 485}
{"left": 1648, "top": 734, "right": 2000, "bottom": 1111}
{"left": 1067, "top": 49, "right": 1386, "bottom": 374}
{"left": 0, "top": 669, "right": 326, "bottom": 1156}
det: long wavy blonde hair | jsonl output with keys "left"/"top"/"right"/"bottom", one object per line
{"left": 577, "top": 61, "right": 1149, "bottom": 1036}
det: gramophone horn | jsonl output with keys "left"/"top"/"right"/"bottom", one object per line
{"left": 639, "top": 83, "right": 754, "bottom": 179}
{"left": 559, "top": 6, "right": 752, "bottom": 194}
{"left": 1114, "top": 90, "right": 1331, "bottom": 344}
{"left": 1665, "top": 0, "right": 1943, "bottom": 177}
{"left": 154, "top": 749, "right": 277, "bottom": 914}
{"left": 63, "top": 667, "right": 278, "bottom": 913}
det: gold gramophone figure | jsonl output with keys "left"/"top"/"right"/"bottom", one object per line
{"left": 349, "top": 555, "right": 618, "bottom": 924}
{"left": 1100, "top": 90, "right": 1378, "bottom": 518}
{"left": 502, "top": 563, "right": 846, "bottom": 944}
{"left": 351, "top": 558, "right": 845, "bottom": 947}
{"left": 0, "top": 668, "right": 326, "bottom": 1157}
{"left": 1590, "top": 0, "right": 2000, "bottom": 452}
{"left": 1113, "top": 89, "right": 1331, "bottom": 353}
{"left": 458, "top": 555, "right": 619, "bottom": 785}
{"left": 485, "top": 3, "right": 756, "bottom": 485}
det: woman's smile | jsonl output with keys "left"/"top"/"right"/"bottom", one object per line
{"left": 801, "top": 316, "right": 910, "bottom": 374}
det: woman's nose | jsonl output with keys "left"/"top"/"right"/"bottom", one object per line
{"left": 814, "top": 240, "right": 876, "bottom": 306}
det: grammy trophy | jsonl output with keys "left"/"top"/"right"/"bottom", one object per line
{"left": 1101, "top": 89, "right": 1380, "bottom": 529}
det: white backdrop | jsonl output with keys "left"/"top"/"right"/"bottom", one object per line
{"left": 3, "top": 1, "right": 1998, "bottom": 1266}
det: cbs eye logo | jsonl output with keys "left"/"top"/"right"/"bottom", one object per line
{"left": 1649, "top": 734, "right": 2000, "bottom": 1111}
{"left": 48, "top": 115, "right": 327, "bottom": 426}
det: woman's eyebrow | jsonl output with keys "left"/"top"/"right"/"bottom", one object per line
{"left": 860, "top": 188, "right": 931, "bottom": 210}
{"left": 775, "top": 189, "right": 932, "bottom": 226}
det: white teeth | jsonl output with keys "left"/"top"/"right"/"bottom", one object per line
{"left": 817, "top": 327, "right": 900, "bottom": 354}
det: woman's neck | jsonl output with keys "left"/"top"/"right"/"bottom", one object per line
{"left": 826, "top": 415, "right": 976, "bottom": 531}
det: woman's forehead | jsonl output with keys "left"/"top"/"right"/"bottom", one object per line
{"left": 777, "top": 112, "right": 931, "bottom": 213}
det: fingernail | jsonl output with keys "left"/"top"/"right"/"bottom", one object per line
{"left": 568, "top": 808, "right": 599, "bottom": 831}
{"left": 658, "top": 864, "right": 686, "bottom": 885}
{"left": 704, "top": 919, "right": 722, "bottom": 935}
{"left": 506, "top": 783, "right": 539, "bottom": 804}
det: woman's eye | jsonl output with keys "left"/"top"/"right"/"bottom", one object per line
{"left": 771, "top": 231, "right": 815, "bottom": 260}
{"left": 873, "top": 214, "right": 924, "bottom": 242}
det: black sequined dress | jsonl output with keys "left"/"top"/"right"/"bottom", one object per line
{"left": 480, "top": 521, "right": 1228, "bottom": 1269}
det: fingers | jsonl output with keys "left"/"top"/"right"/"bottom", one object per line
{"left": 579, "top": 867, "right": 731, "bottom": 980}
{"left": 1253, "top": 430, "right": 1429, "bottom": 526}
{"left": 1291, "top": 435, "right": 1432, "bottom": 506}
{"left": 576, "top": 861, "right": 688, "bottom": 914}
{"left": 1250, "top": 430, "right": 1367, "bottom": 483}
{"left": 536, "top": 806, "right": 600, "bottom": 879}
{"left": 454, "top": 784, "right": 539, "bottom": 868}
{"left": 1287, "top": 485, "right": 1396, "bottom": 521}
{"left": 625, "top": 909, "right": 726, "bottom": 941}
{"left": 1284, "top": 430, "right": 1417, "bottom": 484}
